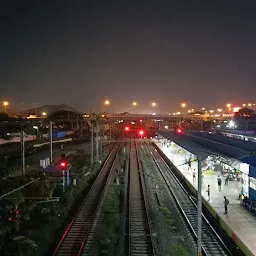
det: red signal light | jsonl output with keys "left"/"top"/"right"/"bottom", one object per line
{"left": 59, "top": 161, "right": 66, "bottom": 168}
{"left": 139, "top": 130, "right": 144, "bottom": 135}
{"left": 125, "top": 126, "right": 129, "bottom": 131}
{"left": 176, "top": 128, "right": 182, "bottom": 134}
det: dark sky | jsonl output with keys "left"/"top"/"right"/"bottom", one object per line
{"left": 1, "top": 1, "right": 256, "bottom": 113}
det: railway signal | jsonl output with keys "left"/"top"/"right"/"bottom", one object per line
{"left": 176, "top": 128, "right": 182, "bottom": 134}
{"left": 139, "top": 130, "right": 144, "bottom": 138}
{"left": 124, "top": 126, "right": 130, "bottom": 131}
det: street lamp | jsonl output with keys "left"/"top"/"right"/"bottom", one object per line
{"left": 181, "top": 103, "right": 186, "bottom": 108}
{"left": 132, "top": 101, "right": 137, "bottom": 106}
{"left": 152, "top": 102, "right": 156, "bottom": 107}
{"left": 3, "top": 101, "right": 9, "bottom": 113}
{"left": 217, "top": 109, "right": 222, "bottom": 112}
{"left": 226, "top": 103, "right": 231, "bottom": 116}
{"left": 104, "top": 100, "right": 110, "bottom": 106}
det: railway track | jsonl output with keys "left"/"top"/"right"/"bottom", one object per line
{"left": 52, "top": 143, "right": 120, "bottom": 256}
{"left": 126, "top": 139, "right": 155, "bottom": 256}
{"left": 144, "top": 142, "right": 231, "bottom": 256}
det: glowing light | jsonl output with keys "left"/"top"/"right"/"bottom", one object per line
{"left": 151, "top": 102, "right": 156, "bottom": 107}
{"left": 217, "top": 109, "right": 222, "bottom": 112}
{"left": 132, "top": 101, "right": 137, "bottom": 106}
{"left": 42, "top": 112, "right": 47, "bottom": 116}
{"left": 104, "top": 100, "right": 110, "bottom": 105}
{"left": 152, "top": 113, "right": 156, "bottom": 115}
{"left": 233, "top": 107, "right": 240, "bottom": 113}
{"left": 59, "top": 161, "right": 66, "bottom": 168}
{"left": 176, "top": 128, "right": 182, "bottom": 133}
{"left": 226, "top": 103, "right": 231, "bottom": 108}
{"left": 139, "top": 130, "right": 144, "bottom": 135}
{"left": 125, "top": 126, "right": 129, "bottom": 131}
{"left": 181, "top": 103, "right": 186, "bottom": 108}
{"left": 248, "top": 103, "right": 252, "bottom": 107}
{"left": 3, "top": 101, "right": 9, "bottom": 106}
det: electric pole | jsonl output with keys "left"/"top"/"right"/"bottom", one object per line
{"left": 96, "top": 118, "right": 99, "bottom": 162}
{"left": 91, "top": 122, "right": 94, "bottom": 166}
{"left": 50, "top": 121, "right": 53, "bottom": 163}
{"left": 20, "top": 130, "right": 25, "bottom": 176}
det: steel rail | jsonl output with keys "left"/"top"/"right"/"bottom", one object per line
{"left": 144, "top": 142, "right": 231, "bottom": 256}
{"left": 52, "top": 143, "right": 120, "bottom": 256}
{"left": 127, "top": 139, "right": 155, "bottom": 256}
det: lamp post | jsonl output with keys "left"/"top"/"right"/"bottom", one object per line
{"left": 151, "top": 102, "right": 156, "bottom": 107}
{"left": 197, "top": 154, "right": 203, "bottom": 256}
{"left": 3, "top": 101, "right": 9, "bottom": 113}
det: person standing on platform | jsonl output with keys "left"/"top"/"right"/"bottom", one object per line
{"left": 217, "top": 175, "right": 222, "bottom": 191}
{"left": 193, "top": 169, "right": 196, "bottom": 183}
{"left": 224, "top": 196, "right": 229, "bottom": 214}
{"left": 225, "top": 174, "right": 229, "bottom": 186}
{"left": 206, "top": 185, "right": 210, "bottom": 201}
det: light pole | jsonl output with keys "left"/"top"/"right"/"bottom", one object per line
{"left": 197, "top": 155, "right": 202, "bottom": 256}
{"left": 3, "top": 101, "right": 9, "bottom": 113}
{"left": 49, "top": 121, "right": 53, "bottom": 163}
{"left": 91, "top": 122, "right": 94, "bottom": 166}
{"left": 226, "top": 103, "right": 231, "bottom": 117}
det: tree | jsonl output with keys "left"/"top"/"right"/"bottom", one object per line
{"left": 234, "top": 107, "right": 255, "bottom": 119}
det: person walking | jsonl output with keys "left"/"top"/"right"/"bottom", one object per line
{"left": 217, "top": 175, "right": 222, "bottom": 191}
{"left": 206, "top": 185, "right": 210, "bottom": 201}
{"left": 188, "top": 159, "right": 192, "bottom": 170}
{"left": 224, "top": 196, "right": 229, "bottom": 214}
{"left": 193, "top": 169, "right": 196, "bottom": 183}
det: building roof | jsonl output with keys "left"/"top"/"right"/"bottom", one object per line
{"left": 21, "top": 104, "right": 80, "bottom": 117}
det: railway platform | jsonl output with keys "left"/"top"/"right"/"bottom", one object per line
{"left": 154, "top": 139, "right": 256, "bottom": 256}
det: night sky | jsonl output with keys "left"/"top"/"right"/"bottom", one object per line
{"left": 1, "top": 1, "right": 256, "bottom": 113}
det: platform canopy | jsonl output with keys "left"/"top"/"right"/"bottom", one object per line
{"left": 159, "top": 130, "right": 256, "bottom": 174}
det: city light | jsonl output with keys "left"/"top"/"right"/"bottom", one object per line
{"left": 181, "top": 103, "right": 186, "bottom": 108}
{"left": 42, "top": 112, "right": 47, "bottom": 116}
{"left": 226, "top": 103, "right": 231, "bottom": 108}
{"left": 233, "top": 107, "right": 240, "bottom": 113}
{"left": 151, "top": 102, "right": 156, "bottom": 107}
{"left": 104, "top": 99, "right": 110, "bottom": 105}
{"left": 217, "top": 109, "right": 222, "bottom": 112}
{"left": 124, "top": 126, "right": 129, "bottom": 131}
{"left": 3, "top": 101, "right": 9, "bottom": 113}
{"left": 132, "top": 101, "right": 137, "bottom": 106}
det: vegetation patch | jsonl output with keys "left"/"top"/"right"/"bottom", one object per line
{"left": 96, "top": 184, "right": 121, "bottom": 255}
{"left": 169, "top": 241, "right": 188, "bottom": 256}
{"left": 0, "top": 150, "right": 107, "bottom": 256}
{"left": 160, "top": 206, "right": 178, "bottom": 232}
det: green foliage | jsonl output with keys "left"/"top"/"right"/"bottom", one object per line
{"left": 2, "top": 237, "right": 38, "bottom": 256}
{"left": 160, "top": 206, "right": 178, "bottom": 232}
{"left": 169, "top": 242, "right": 188, "bottom": 256}
{"left": 97, "top": 184, "right": 121, "bottom": 255}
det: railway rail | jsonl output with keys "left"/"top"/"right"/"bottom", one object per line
{"left": 52, "top": 143, "right": 120, "bottom": 256}
{"left": 144, "top": 141, "right": 231, "bottom": 256}
{"left": 126, "top": 139, "right": 155, "bottom": 256}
